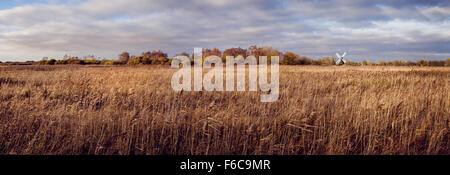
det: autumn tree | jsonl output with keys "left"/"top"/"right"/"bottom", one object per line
{"left": 119, "top": 52, "right": 130, "bottom": 63}
{"left": 246, "top": 46, "right": 282, "bottom": 64}
{"left": 211, "top": 48, "right": 221, "bottom": 57}
{"left": 222, "top": 47, "right": 247, "bottom": 58}
{"left": 174, "top": 52, "right": 190, "bottom": 58}
{"left": 129, "top": 50, "right": 168, "bottom": 65}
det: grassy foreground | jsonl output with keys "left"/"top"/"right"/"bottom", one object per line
{"left": 0, "top": 65, "right": 448, "bottom": 155}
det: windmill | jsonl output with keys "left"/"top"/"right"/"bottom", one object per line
{"left": 336, "top": 52, "right": 347, "bottom": 66}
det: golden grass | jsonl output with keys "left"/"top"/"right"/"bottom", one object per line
{"left": 0, "top": 65, "right": 448, "bottom": 155}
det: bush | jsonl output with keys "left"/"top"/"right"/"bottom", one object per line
{"left": 102, "top": 60, "right": 124, "bottom": 65}
{"left": 316, "top": 57, "right": 335, "bottom": 65}
{"left": 152, "top": 57, "right": 169, "bottom": 65}
{"left": 281, "top": 52, "right": 313, "bottom": 65}
{"left": 345, "top": 61, "right": 360, "bottom": 66}
{"left": 427, "top": 60, "right": 445, "bottom": 67}
{"left": 361, "top": 60, "right": 371, "bottom": 66}
{"left": 127, "top": 56, "right": 169, "bottom": 65}
{"left": 38, "top": 59, "right": 56, "bottom": 65}
{"left": 84, "top": 59, "right": 102, "bottom": 64}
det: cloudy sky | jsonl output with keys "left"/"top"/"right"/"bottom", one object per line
{"left": 0, "top": 0, "right": 449, "bottom": 62}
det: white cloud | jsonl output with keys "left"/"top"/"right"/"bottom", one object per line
{"left": 0, "top": 0, "right": 449, "bottom": 61}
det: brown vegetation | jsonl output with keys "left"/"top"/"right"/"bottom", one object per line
{"left": 0, "top": 65, "right": 448, "bottom": 155}
{"left": 10, "top": 46, "right": 448, "bottom": 66}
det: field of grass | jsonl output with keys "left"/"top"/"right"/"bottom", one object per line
{"left": 0, "top": 65, "right": 448, "bottom": 155}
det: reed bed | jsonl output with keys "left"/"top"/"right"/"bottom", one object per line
{"left": 0, "top": 65, "right": 448, "bottom": 155}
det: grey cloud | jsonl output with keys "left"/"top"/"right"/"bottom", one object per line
{"left": 0, "top": 0, "right": 449, "bottom": 61}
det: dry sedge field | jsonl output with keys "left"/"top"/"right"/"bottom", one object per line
{"left": 0, "top": 65, "right": 448, "bottom": 155}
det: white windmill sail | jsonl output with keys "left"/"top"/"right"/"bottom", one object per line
{"left": 341, "top": 52, "right": 346, "bottom": 63}
{"left": 336, "top": 52, "right": 347, "bottom": 65}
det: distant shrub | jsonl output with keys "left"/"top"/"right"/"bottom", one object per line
{"left": 416, "top": 60, "right": 427, "bottom": 66}
{"left": 102, "top": 60, "right": 124, "bottom": 65}
{"left": 128, "top": 50, "right": 169, "bottom": 65}
{"left": 38, "top": 59, "right": 56, "bottom": 65}
{"left": 37, "top": 57, "right": 104, "bottom": 65}
{"left": 37, "top": 60, "right": 46, "bottom": 65}
{"left": 315, "top": 57, "right": 335, "bottom": 65}
{"left": 391, "top": 60, "right": 406, "bottom": 66}
{"left": 127, "top": 56, "right": 149, "bottom": 65}
{"left": 84, "top": 59, "right": 102, "bottom": 64}
{"left": 406, "top": 61, "right": 416, "bottom": 66}
{"left": 66, "top": 58, "right": 84, "bottom": 64}
{"left": 427, "top": 60, "right": 445, "bottom": 67}
{"left": 345, "top": 61, "right": 360, "bottom": 66}
{"left": 152, "top": 57, "right": 169, "bottom": 65}
{"left": 361, "top": 60, "right": 371, "bottom": 66}
{"left": 55, "top": 60, "right": 68, "bottom": 64}
{"left": 281, "top": 52, "right": 314, "bottom": 65}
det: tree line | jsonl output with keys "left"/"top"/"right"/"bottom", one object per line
{"left": 12, "top": 45, "right": 448, "bottom": 66}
